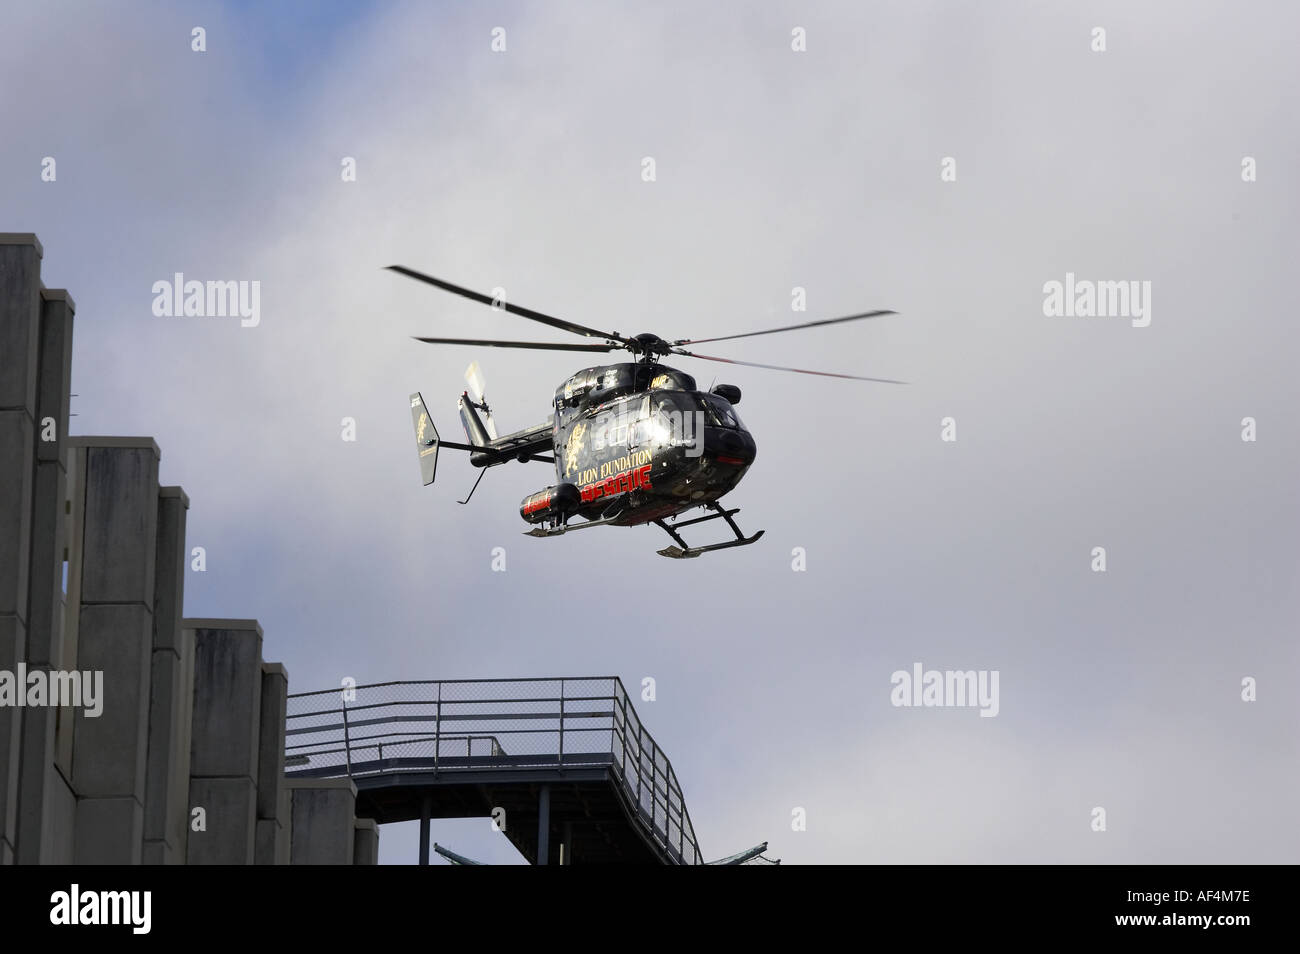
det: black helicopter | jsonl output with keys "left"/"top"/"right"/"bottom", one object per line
{"left": 396, "top": 266, "right": 903, "bottom": 558}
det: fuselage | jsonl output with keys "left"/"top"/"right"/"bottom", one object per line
{"left": 520, "top": 362, "right": 756, "bottom": 527}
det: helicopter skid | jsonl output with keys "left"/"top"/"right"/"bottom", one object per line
{"left": 523, "top": 514, "right": 621, "bottom": 537}
{"left": 654, "top": 502, "right": 764, "bottom": 559}
{"left": 523, "top": 500, "right": 628, "bottom": 537}
{"left": 656, "top": 530, "right": 764, "bottom": 559}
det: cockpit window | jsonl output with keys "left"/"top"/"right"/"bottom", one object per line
{"left": 651, "top": 391, "right": 743, "bottom": 430}
{"left": 699, "top": 394, "right": 741, "bottom": 429}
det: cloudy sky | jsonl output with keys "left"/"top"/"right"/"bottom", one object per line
{"left": 3, "top": 0, "right": 1297, "bottom": 864}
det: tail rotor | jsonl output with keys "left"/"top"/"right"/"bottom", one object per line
{"left": 464, "top": 360, "right": 498, "bottom": 440}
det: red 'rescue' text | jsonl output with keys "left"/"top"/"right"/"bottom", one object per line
{"left": 580, "top": 464, "right": 652, "bottom": 503}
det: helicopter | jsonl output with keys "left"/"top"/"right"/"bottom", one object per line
{"left": 395, "top": 265, "right": 903, "bottom": 558}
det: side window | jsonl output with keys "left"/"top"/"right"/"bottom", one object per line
{"left": 591, "top": 410, "right": 610, "bottom": 452}
{"left": 591, "top": 407, "right": 628, "bottom": 452}
{"left": 610, "top": 400, "right": 629, "bottom": 447}
{"left": 643, "top": 394, "right": 679, "bottom": 448}
{"left": 629, "top": 395, "right": 653, "bottom": 446}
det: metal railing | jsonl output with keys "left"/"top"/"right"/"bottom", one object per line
{"left": 285, "top": 676, "right": 703, "bottom": 865}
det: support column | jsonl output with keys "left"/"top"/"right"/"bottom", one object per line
{"left": 69, "top": 437, "right": 160, "bottom": 864}
{"left": 418, "top": 793, "right": 431, "bottom": 865}
{"left": 353, "top": 818, "right": 379, "bottom": 865}
{"left": 0, "top": 234, "right": 43, "bottom": 864}
{"left": 15, "top": 288, "right": 74, "bottom": 864}
{"left": 254, "top": 662, "right": 289, "bottom": 864}
{"left": 537, "top": 784, "right": 551, "bottom": 866}
{"left": 142, "top": 487, "right": 190, "bottom": 864}
{"left": 185, "top": 619, "right": 262, "bottom": 864}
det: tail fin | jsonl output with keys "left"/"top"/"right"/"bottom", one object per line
{"left": 457, "top": 393, "right": 492, "bottom": 447}
{"left": 410, "top": 392, "right": 440, "bottom": 485}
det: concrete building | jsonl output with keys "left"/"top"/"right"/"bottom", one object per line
{"left": 0, "top": 233, "right": 374, "bottom": 864}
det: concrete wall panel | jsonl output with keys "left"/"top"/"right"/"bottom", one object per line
{"left": 72, "top": 603, "right": 152, "bottom": 797}
{"left": 77, "top": 441, "right": 159, "bottom": 605}
{"left": 0, "top": 234, "right": 42, "bottom": 413}
{"left": 186, "top": 776, "right": 256, "bottom": 865}
{"left": 74, "top": 795, "right": 143, "bottom": 864}
{"left": 288, "top": 778, "right": 356, "bottom": 865}
{"left": 188, "top": 621, "right": 263, "bottom": 779}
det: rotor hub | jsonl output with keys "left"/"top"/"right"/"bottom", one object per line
{"left": 632, "top": 333, "right": 671, "bottom": 358}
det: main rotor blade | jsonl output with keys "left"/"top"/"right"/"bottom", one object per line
{"left": 673, "top": 310, "right": 896, "bottom": 346}
{"left": 412, "top": 336, "right": 617, "bottom": 352}
{"left": 388, "top": 266, "right": 632, "bottom": 345}
{"left": 674, "top": 350, "right": 907, "bottom": 383}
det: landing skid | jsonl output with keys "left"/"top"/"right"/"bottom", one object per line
{"left": 654, "top": 503, "right": 764, "bottom": 559}
{"left": 523, "top": 513, "right": 622, "bottom": 538}
{"left": 524, "top": 499, "right": 628, "bottom": 538}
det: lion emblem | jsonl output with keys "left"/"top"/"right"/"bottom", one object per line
{"left": 565, "top": 422, "right": 587, "bottom": 475}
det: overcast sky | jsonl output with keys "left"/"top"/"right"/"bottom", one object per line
{"left": 3, "top": 0, "right": 1297, "bottom": 864}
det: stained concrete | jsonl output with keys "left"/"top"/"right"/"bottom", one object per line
{"left": 288, "top": 779, "right": 357, "bottom": 865}
{"left": 72, "top": 603, "right": 152, "bottom": 798}
{"left": 188, "top": 621, "right": 263, "bottom": 780}
{"left": 187, "top": 776, "right": 257, "bottom": 864}
{"left": 77, "top": 440, "right": 160, "bottom": 605}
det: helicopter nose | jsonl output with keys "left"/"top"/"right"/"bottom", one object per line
{"left": 705, "top": 428, "right": 756, "bottom": 466}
